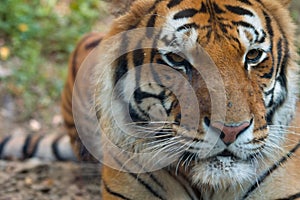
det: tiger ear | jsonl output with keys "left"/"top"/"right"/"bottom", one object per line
{"left": 105, "top": 0, "right": 137, "bottom": 17}
{"left": 275, "top": 0, "right": 292, "bottom": 7}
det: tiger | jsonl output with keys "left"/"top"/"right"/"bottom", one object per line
{"left": 1, "top": 0, "right": 300, "bottom": 199}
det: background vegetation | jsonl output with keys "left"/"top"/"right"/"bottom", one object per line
{"left": 0, "top": 0, "right": 299, "bottom": 127}
{"left": 0, "top": 0, "right": 109, "bottom": 121}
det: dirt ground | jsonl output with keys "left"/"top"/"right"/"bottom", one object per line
{"left": 0, "top": 2, "right": 300, "bottom": 200}
{"left": 0, "top": 161, "right": 101, "bottom": 200}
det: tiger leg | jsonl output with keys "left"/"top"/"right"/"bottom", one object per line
{"left": 101, "top": 165, "right": 198, "bottom": 200}
{"left": 61, "top": 32, "right": 105, "bottom": 161}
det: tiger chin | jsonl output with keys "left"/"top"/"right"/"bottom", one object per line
{"left": 68, "top": 0, "right": 300, "bottom": 199}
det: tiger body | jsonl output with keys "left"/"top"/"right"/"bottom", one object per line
{"left": 1, "top": 0, "right": 299, "bottom": 199}
{"left": 67, "top": 0, "right": 300, "bottom": 199}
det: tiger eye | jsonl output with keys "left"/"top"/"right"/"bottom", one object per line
{"left": 168, "top": 53, "right": 185, "bottom": 63}
{"left": 246, "top": 49, "right": 263, "bottom": 62}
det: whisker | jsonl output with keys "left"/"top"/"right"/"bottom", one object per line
{"left": 269, "top": 124, "right": 300, "bottom": 129}
{"left": 141, "top": 139, "right": 188, "bottom": 169}
{"left": 142, "top": 137, "right": 183, "bottom": 152}
{"left": 125, "top": 121, "right": 176, "bottom": 126}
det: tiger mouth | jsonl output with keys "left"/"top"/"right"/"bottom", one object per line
{"left": 204, "top": 150, "right": 241, "bottom": 162}
{"left": 216, "top": 149, "right": 236, "bottom": 158}
{"left": 182, "top": 149, "right": 255, "bottom": 164}
{"left": 203, "top": 150, "right": 261, "bottom": 164}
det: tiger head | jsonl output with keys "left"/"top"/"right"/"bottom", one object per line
{"left": 93, "top": 0, "right": 298, "bottom": 190}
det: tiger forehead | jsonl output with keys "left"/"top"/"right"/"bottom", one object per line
{"left": 148, "top": 0, "right": 263, "bottom": 47}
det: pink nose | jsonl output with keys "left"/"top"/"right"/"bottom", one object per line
{"left": 211, "top": 121, "right": 250, "bottom": 145}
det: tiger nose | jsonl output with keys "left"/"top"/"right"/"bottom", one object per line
{"left": 211, "top": 121, "right": 251, "bottom": 145}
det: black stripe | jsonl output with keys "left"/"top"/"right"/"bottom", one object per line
{"left": 266, "top": 109, "right": 274, "bottom": 124}
{"left": 266, "top": 84, "right": 286, "bottom": 113}
{"left": 167, "top": 0, "right": 182, "bottom": 8}
{"left": 115, "top": 54, "right": 129, "bottom": 85}
{"left": 22, "top": 135, "right": 55, "bottom": 161}
{"left": 146, "top": 13, "right": 157, "bottom": 38}
{"left": 238, "top": 0, "right": 252, "bottom": 5}
{"left": 199, "top": 2, "right": 207, "bottom": 13}
{"left": 276, "top": 192, "right": 300, "bottom": 200}
{"left": 275, "top": 38, "right": 283, "bottom": 76}
{"left": 27, "top": 136, "right": 44, "bottom": 158}
{"left": 0, "top": 136, "right": 11, "bottom": 159}
{"left": 133, "top": 39, "right": 145, "bottom": 92}
{"left": 263, "top": 11, "right": 274, "bottom": 37}
{"left": 212, "top": 2, "right": 225, "bottom": 14}
{"left": 256, "top": 30, "right": 266, "bottom": 43}
{"left": 129, "top": 103, "right": 148, "bottom": 122}
{"left": 261, "top": 67, "right": 274, "bottom": 79}
{"left": 278, "top": 38, "right": 289, "bottom": 89}
{"left": 206, "top": 30, "right": 213, "bottom": 41}
{"left": 134, "top": 88, "right": 165, "bottom": 104}
{"left": 229, "top": 36, "right": 242, "bottom": 49}
{"left": 167, "top": 169, "right": 199, "bottom": 200}
{"left": 52, "top": 135, "right": 66, "bottom": 161}
{"left": 114, "top": 32, "right": 129, "bottom": 85}
{"left": 175, "top": 113, "right": 181, "bottom": 124}
{"left": 243, "top": 141, "right": 300, "bottom": 199}
{"left": 177, "top": 23, "right": 199, "bottom": 32}
{"left": 173, "top": 9, "right": 198, "bottom": 20}
{"left": 262, "top": 11, "right": 274, "bottom": 56}
{"left": 127, "top": 0, "right": 161, "bottom": 33}
{"left": 148, "top": 0, "right": 162, "bottom": 13}
{"left": 150, "top": 30, "right": 164, "bottom": 86}
{"left": 267, "top": 34, "right": 288, "bottom": 123}
{"left": 85, "top": 38, "right": 102, "bottom": 50}
{"left": 266, "top": 39, "right": 288, "bottom": 123}
{"left": 225, "top": 5, "right": 254, "bottom": 16}
{"left": 133, "top": 46, "right": 145, "bottom": 116}
{"left": 233, "top": 21, "right": 255, "bottom": 30}
{"left": 133, "top": 48, "right": 145, "bottom": 68}
{"left": 219, "top": 23, "right": 228, "bottom": 34}
{"left": 22, "top": 134, "right": 32, "bottom": 159}
{"left": 262, "top": 10, "right": 277, "bottom": 123}
{"left": 264, "top": 87, "right": 274, "bottom": 95}
{"left": 77, "top": 138, "right": 93, "bottom": 161}
{"left": 103, "top": 181, "right": 131, "bottom": 200}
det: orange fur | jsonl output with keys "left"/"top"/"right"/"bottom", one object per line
{"left": 62, "top": 0, "right": 299, "bottom": 199}
{"left": 61, "top": 32, "right": 105, "bottom": 160}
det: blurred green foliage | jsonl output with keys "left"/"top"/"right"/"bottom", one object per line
{"left": 0, "top": 0, "right": 107, "bottom": 118}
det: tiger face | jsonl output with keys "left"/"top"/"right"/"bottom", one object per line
{"left": 94, "top": 0, "right": 298, "bottom": 190}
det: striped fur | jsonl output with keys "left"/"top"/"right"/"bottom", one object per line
{"left": 1, "top": 0, "right": 299, "bottom": 199}
{"left": 61, "top": 32, "right": 105, "bottom": 161}
{"left": 0, "top": 133, "right": 76, "bottom": 161}
{"left": 94, "top": 0, "right": 300, "bottom": 199}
